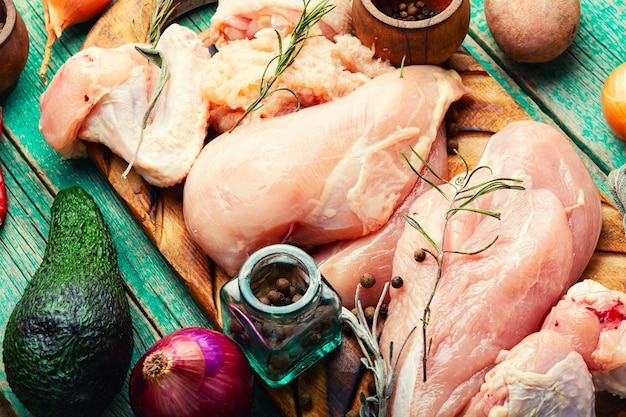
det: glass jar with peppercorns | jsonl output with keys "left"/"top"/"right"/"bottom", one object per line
{"left": 220, "top": 244, "right": 343, "bottom": 388}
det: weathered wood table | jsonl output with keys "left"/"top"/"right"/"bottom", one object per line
{"left": 1, "top": 0, "right": 625, "bottom": 416}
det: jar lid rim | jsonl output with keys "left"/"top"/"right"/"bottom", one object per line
{"left": 237, "top": 244, "right": 321, "bottom": 315}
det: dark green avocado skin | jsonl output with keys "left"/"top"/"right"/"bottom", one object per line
{"left": 3, "top": 186, "right": 134, "bottom": 417}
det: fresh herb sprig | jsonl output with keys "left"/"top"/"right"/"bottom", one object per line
{"left": 122, "top": 0, "right": 173, "bottom": 178}
{"left": 132, "top": 0, "right": 177, "bottom": 45}
{"left": 342, "top": 283, "right": 416, "bottom": 417}
{"left": 401, "top": 148, "right": 525, "bottom": 382}
{"left": 230, "top": 0, "right": 335, "bottom": 131}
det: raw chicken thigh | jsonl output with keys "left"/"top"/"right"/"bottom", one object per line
{"left": 183, "top": 66, "right": 467, "bottom": 276}
{"left": 463, "top": 330, "right": 595, "bottom": 417}
{"left": 39, "top": 25, "right": 212, "bottom": 187}
{"left": 542, "top": 279, "right": 626, "bottom": 397}
{"left": 203, "top": 32, "right": 393, "bottom": 133}
{"left": 380, "top": 121, "right": 602, "bottom": 417}
{"left": 314, "top": 125, "right": 448, "bottom": 309}
{"left": 208, "top": 0, "right": 352, "bottom": 48}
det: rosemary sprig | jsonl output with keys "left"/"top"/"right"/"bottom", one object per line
{"left": 122, "top": 0, "right": 174, "bottom": 178}
{"left": 229, "top": 0, "right": 335, "bottom": 131}
{"left": 401, "top": 148, "right": 525, "bottom": 382}
{"left": 132, "top": 0, "right": 177, "bottom": 44}
{"left": 122, "top": 47, "right": 171, "bottom": 179}
{"left": 342, "top": 282, "right": 416, "bottom": 417}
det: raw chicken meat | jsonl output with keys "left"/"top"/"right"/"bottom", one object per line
{"left": 314, "top": 125, "right": 449, "bottom": 309}
{"left": 542, "top": 279, "right": 626, "bottom": 397}
{"left": 38, "top": 43, "right": 149, "bottom": 159}
{"left": 208, "top": 0, "right": 352, "bottom": 49}
{"left": 203, "top": 32, "right": 393, "bottom": 133}
{"left": 39, "top": 24, "right": 212, "bottom": 187}
{"left": 463, "top": 330, "right": 595, "bottom": 417}
{"left": 183, "top": 65, "right": 467, "bottom": 277}
{"left": 380, "top": 121, "right": 602, "bottom": 417}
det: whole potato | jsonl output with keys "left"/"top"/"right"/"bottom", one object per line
{"left": 484, "top": 0, "right": 580, "bottom": 63}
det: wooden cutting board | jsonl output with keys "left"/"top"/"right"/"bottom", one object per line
{"left": 81, "top": 1, "right": 626, "bottom": 416}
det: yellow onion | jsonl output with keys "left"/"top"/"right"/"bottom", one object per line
{"left": 39, "top": 0, "right": 113, "bottom": 81}
{"left": 129, "top": 327, "right": 255, "bottom": 417}
{"left": 602, "top": 63, "right": 626, "bottom": 140}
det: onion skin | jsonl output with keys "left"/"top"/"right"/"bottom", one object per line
{"left": 602, "top": 63, "right": 626, "bottom": 140}
{"left": 129, "top": 327, "right": 255, "bottom": 417}
{"left": 40, "top": 0, "right": 113, "bottom": 81}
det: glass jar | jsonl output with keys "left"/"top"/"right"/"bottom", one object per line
{"left": 220, "top": 244, "right": 343, "bottom": 388}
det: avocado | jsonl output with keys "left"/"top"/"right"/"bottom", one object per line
{"left": 3, "top": 186, "right": 134, "bottom": 417}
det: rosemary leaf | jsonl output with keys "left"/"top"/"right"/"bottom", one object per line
{"left": 122, "top": 46, "right": 171, "bottom": 179}
{"left": 230, "top": 0, "right": 335, "bottom": 131}
{"left": 402, "top": 149, "right": 525, "bottom": 382}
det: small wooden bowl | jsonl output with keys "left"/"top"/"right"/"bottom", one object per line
{"left": 0, "top": 0, "right": 29, "bottom": 98}
{"left": 352, "top": 0, "right": 470, "bottom": 66}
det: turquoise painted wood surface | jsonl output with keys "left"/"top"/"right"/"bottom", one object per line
{"left": 1, "top": 0, "right": 626, "bottom": 416}
{"left": 465, "top": 1, "right": 626, "bottom": 199}
{"left": 0, "top": 1, "right": 279, "bottom": 416}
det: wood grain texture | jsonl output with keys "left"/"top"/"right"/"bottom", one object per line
{"left": 465, "top": 1, "right": 626, "bottom": 184}
{"left": 0, "top": 1, "right": 257, "bottom": 416}
{"left": 75, "top": 1, "right": 626, "bottom": 415}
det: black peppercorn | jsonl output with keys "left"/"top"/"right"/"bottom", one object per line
{"left": 268, "top": 289, "right": 286, "bottom": 305}
{"left": 414, "top": 248, "right": 427, "bottom": 262}
{"left": 276, "top": 277, "right": 291, "bottom": 294}
{"left": 391, "top": 276, "right": 404, "bottom": 288}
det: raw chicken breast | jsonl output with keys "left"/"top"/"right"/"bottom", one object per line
{"left": 463, "top": 330, "right": 595, "bottom": 417}
{"left": 314, "top": 125, "right": 448, "bottom": 309}
{"left": 208, "top": 0, "right": 352, "bottom": 49}
{"left": 204, "top": 33, "right": 393, "bottom": 133}
{"left": 183, "top": 66, "right": 467, "bottom": 277}
{"left": 39, "top": 24, "right": 212, "bottom": 187}
{"left": 381, "top": 121, "right": 602, "bottom": 417}
{"left": 542, "top": 279, "right": 626, "bottom": 397}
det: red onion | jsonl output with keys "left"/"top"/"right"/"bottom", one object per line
{"left": 129, "top": 327, "right": 255, "bottom": 417}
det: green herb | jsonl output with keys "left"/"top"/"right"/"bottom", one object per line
{"left": 229, "top": 0, "right": 335, "bottom": 131}
{"left": 122, "top": 0, "right": 175, "bottom": 179}
{"left": 122, "top": 46, "right": 170, "bottom": 179}
{"left": 342, "top": 282, "right": 416, "bottom": 417}
{"left": 132, "top": 0, "right": 177, "bottom": 45}
{"left": 401, "top": 148, "right": 525, "bottom": 381}
{"left": 607, "top": 164, "right": 626, "bottom": 233}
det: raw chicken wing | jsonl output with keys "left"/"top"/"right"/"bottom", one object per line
{"left": 39, "top": 24, "right": 212, "bottom": 187}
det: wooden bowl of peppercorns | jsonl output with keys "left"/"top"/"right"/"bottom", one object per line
{"left": 352, "top": 0, "right": 470, "bottom": 66}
